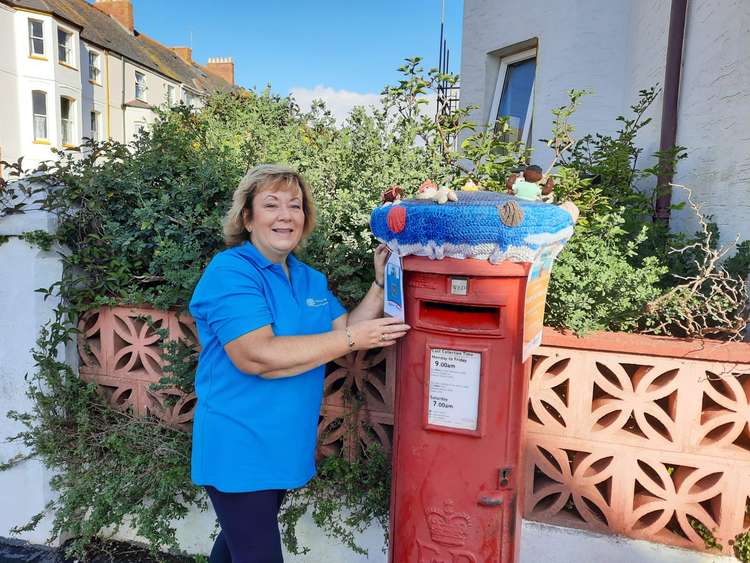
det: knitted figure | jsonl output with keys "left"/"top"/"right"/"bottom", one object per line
{"left": 559, "top": 201, "right": 580, "bottom": 223}
{"left": 416, "top": 180, "right": 458, "bottom": 204}
{"left": 512, "top": 179, "right": 543, "bottom": 201}
{"left": 507, "top": 165, "right": 555, "bottom": 202}
{"left": 381, "top": 184, "right": 405, "bottom": 205}
{"left": 461, "top": 179, "right": 480, "bottom": 191}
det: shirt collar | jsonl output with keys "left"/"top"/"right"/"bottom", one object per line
{"left": 239, "top": 241, "right": 301, "bottom": 271}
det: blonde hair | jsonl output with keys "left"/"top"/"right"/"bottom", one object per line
{"left": 223, "top": 164, "right": 316, "bottom": 247}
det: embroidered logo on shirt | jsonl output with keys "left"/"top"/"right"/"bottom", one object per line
{"left": 306, "top": 297, "right": 329, "bottom": 308}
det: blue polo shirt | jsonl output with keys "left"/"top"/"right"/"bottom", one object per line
{"left": 188, "top": 241, "right": 347, "bottom": 492}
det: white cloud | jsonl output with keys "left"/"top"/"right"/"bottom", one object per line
{"left": 289, "top": 85, "right": 440, "bottom": 129}
{"left": 289, "top": 85, "right": 381, "bottom": 125}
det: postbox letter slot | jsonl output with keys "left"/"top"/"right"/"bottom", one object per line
{"left": 478, "top": 494, "right": 504, "bottom": 507}
{"left": 419, "top": 300, "right": 500, "bottom": 331}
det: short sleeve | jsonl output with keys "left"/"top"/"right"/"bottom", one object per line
{"left": 325, "top": 284, "right": 347, "bottom": 322}
{"left": 189, "top": 264, "right": 273, "bottom": 346}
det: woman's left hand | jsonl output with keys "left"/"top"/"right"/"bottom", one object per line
{"left": 373, "top": 244, "right": 389, "bottom": 286}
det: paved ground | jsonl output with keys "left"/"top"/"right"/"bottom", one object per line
{"left": 0, "top": 537, "right": 195, "bottom": 563}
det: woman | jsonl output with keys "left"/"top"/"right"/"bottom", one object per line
{"left": 189, "top": 164, "right": 409, "bottom": 563}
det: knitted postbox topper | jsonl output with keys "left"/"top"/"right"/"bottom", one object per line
{"left": 370, "top": 191, "right": 576, "bottom": 263}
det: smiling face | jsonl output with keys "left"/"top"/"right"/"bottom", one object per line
{"left": 243, "top": 180, "right": 305, "bottom": 263}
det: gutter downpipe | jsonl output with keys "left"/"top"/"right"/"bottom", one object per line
{"left": 122, "top": 55, "right": 126, "bottom": 142}
{"left": 654, "top": 0, "right": 688, "bottom": 225}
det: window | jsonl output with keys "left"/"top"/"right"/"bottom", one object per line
{"left": 60, "top": 97, "right": 74, "bottom": 146}
{"left": 28, "top": 19, "right": 44, "bottom": 57}
{"left": 135, "top": 71, "right": 147, "bottom": 100}
{"left": 488, "top": 48, "right": 537, "bottom": 145}
{"left": 57, "top": 27, "right": 73, "bottom": 65}
{"left": 90, "top": 111, "right": 101, "bottom": 141}
{"left": 166, "top": 84, "right": 177, "bottom": 106}
{"left": 32, "top": 90, "right": 47, "bottom": 141}
{"left": 184, "top": 91, "right": 196, "bottom": 107}
{"left": 89, "top": 51, "right": 101, "bottom": 83}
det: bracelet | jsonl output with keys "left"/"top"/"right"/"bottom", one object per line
{"left": 373, "top": 278, "right": 384, "bottom": 289}
{"left": 345, "top": 327, "right": 355, "bottom": 350}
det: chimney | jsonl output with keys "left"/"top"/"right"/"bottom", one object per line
{"left": 207, "top": 57, "right": 235, "bottom": 85}
{"left": 94, "top": 0, "right": 134, "bottom": 34}
{"left": 171, "top": 47, "right": 192, "bottom": 64}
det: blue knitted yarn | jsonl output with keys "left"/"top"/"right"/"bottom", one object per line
{"left": 370, "top": 191, "right": 574, "bottom": 263}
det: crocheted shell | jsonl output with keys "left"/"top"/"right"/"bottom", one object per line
{"left": 370, "top": 191, "right": 575, "bottom": 264}
{"left": 498, "top": 200, "right": 524, "bottom": 227}
{"left": 386, "top": 205, "right": 407, "bottom": 233}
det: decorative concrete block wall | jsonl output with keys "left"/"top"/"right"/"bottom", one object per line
{"left": 525, "top": 329, "right": 750, "bottom": 557}
{"left": 77, "top": 305, "right": 394, "bottom": 461}
{"left": 75, "top": 307, "right": 750, "bottom": 557}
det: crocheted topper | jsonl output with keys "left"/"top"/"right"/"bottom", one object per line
{"left": 370, "top": 190, "right": 576, "bottom": 264}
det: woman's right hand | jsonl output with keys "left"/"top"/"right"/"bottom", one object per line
{"left": 348, "top": 317, "right": 410, "bottom": 350}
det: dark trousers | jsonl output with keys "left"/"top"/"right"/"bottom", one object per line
{"left": 205, "top": 486, "right": 286, "bottom": 563}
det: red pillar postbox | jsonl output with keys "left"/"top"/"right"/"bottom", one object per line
{"left": 389, "top": 255, "right": 532, "bottom": 563}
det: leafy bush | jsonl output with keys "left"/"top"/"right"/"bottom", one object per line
{"left": 545, "top": 88, "right": 747, "bottom": 337}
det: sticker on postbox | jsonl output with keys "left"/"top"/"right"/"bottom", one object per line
{"left": 522, "top": 243, "right": 563, "bottom": 362}
{"left": 427, "top": 348, "right": 481, "bottom": 430}
{"left": 383, "top": 250, "right": 405, "bottom": 321}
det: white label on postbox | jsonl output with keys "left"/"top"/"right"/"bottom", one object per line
{"left": 450, "top": 277, "right": 468, "bottom": 296}
{"left": 383, "top": 250, "right": 404, "bottom": 321}
{"left": 428, "top": 348, "right": 481, "bottom": 430}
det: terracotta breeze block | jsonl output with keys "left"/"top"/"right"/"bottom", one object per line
{"left": 77, "top": 306, "right": 394, "bottom": 459}
{"left": 78, "top": 308, "right": 750, "bottom": 555}
{"left": 525, "top": 329, "right": 750, "bottom": 556}
{"left": 78, "top": 306, "right": 198, "bottom": 431}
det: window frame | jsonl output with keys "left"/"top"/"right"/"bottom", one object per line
{"left": 28, "top": 18, "right": 45, "bottom": 58}
{"left": 57, "top": 25, "right": 75, "bottom": 68}
{"left": 59, "top": 96, "right": 76, "bottom": 147}
{"left": 183, "top": 89, "right": 198, "bottom": 107}
{"left": 88, "top": 50, "right": 101, "bottom": 84}
{"left": 89, "top": 110, "right": 101, "bottom": 141}
{"left": 487, "top": 47, "right": 537, "bottom": 147}
{"left": 134, "top": 70, "right": 147, "bottom": 101}
{"left": 32, "top": 90, "right": 48, "bottom": 143}
{"left": 166, "top": 84, "right": 177, "bottom": 107}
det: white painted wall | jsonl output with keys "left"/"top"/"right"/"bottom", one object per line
{"left": 520, "top": 521, "right": 735, "bottom": 563}
{"left": 0, "top": 211, "right": 63, "bottom": 546}
{"left": 112, "top": 508, "right": 738, "bottom": 562}
{"left": 460, "top": 0, "right": 750, "bottom": 248}
{"left": 106, "top": 51, "right": 125, "bottom": 142}
{"left": 460, "top": 0, "right": 632, "bottom": 166}
{"left": 669, "top": 0, "right": 750, "bottom": 244}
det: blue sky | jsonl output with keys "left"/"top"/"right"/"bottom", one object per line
{"left": 132, "top": 0, "right": 464, "bottom": 106}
